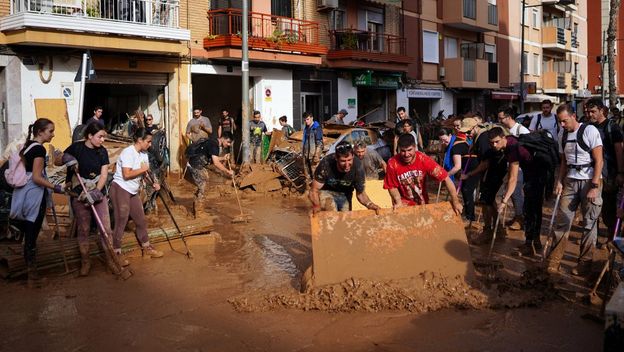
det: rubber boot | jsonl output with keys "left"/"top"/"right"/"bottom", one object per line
{"left": 79, "top": 243, "right": 91, "bottom": 277}
{"left": 547, "top": 239, "right": 567, "bottom": 274}
{"left": 27, "top": 264, "right": 46, "bottom": 289}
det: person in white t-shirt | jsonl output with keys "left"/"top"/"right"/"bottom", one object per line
{"left": 547, "top": 104, "right": 604, "bottom": 277}
{"left": 110, "top": 128, "right": 164, "bottom": 263}
{"left": 529, "top": 99, "right": 560, "bottom": 140}
{"left": 498, "top": 107, "right": 529, "bottom": 230}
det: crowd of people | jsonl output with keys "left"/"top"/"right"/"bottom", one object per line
{"left": 8, "top": 97, "right": 624, "bottom": 288}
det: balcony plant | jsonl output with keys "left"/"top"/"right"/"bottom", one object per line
{"left": 340, "top": 32, "right": 358, "bottom": 50}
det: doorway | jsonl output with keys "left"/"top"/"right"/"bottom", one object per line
{"left": 301, "top": 93, "right": 322, "bottom": 128}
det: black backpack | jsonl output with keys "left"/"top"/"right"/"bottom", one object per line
{"left": 518, "top": 130, "right": 560, "bottom": 196}
{"left": 535, "top": 113, "right": 561, "bottom": 134}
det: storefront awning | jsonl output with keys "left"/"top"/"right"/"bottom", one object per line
{"left": 525, "top": 94, "right": 560, "bottom": 104}
{"left": 491, "top": 92, "right": 518, "bottom": 100}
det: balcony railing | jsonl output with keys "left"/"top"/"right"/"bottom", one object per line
{"left": 572, "top": 75, "right": 579, "bottom": 89}
{"left": 10, "top": 0, "right": 180, "bottom": 28}
{"left": 571, "top": 31, "right": 578, "bottom": 48}
{"left": 329, "top": 29, "right": 406, "bottom": 56}
{"left": 464, "top": 59, "right": 475, "bottom": 82}
{"left": 205, "top": 8, "right": 325, "bottom": 55}
{"left": 557, "top": 73, "right": 566, "bottom": 89}
{"left": 463, "top": 0, "right": 476, "bottom": 19}
{"left": 488, "top": 4, "right": 498, "bottom": 25}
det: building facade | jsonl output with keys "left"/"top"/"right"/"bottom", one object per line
{"left": 587, "top": 0, "right": 624, "bottom": 106}
{"left": 0, "top": 0, "right": 191, "bottom": 168}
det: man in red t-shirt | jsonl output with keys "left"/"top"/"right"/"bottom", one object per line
{"left": 384, "top": 134, "right": 463, "bottom": 215}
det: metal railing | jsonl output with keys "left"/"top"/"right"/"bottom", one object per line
{"left": 207, "top": 8, "right": 320, "bottom": 46}
{"left": 10, "top": 0, "right": 180, "bottom": 27}
{"left": 463, "top": 0, "right": 476, "bottom": 19}
{"left": 329, "top": 29, "right": 406, "bottom": 55}
{"left": 571, "top": 75, "right": 578, "bottom": 89}
{"left": 464, "top": 59, "right": 475, "bottom": 82}
{"left": 461, "top": 42, "right": 486, "bottom": 60}
{"left": 571, "top": 31, "right": 578, "bottom": 48}
{"left": 557, "top": 73, "right": 566, "bottom": 89}
{"left": 488, "top": 4, "right": 498, "bottom": 25}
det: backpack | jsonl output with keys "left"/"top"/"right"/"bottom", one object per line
{"left": 536, "top": 113, "right": 561, "bottom": 134}
{"left": 517, "top": 130, "right": 560, "bottom": 196}
{"left": 4, "top": 142, "right": 41, "bottom": 188}
{"left": 561, "top": 123, "right": 593, "bottom": 170}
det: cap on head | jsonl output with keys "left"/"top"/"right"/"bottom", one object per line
{"left": 338, "top": 109, "right": 348, "bottom": 116}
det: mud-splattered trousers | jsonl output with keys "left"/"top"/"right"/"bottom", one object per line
{"left": 71, "top": 196, "right": 112, "bottom": 249}
{"left": 522, "top": 172, "right": 545, "bottom": 244}
{"left": 510, "top": 169, "right": 524, "bottom": 218}
{"left": 109, "top": 182, "right": 150, "bottom": 250}
{"left": 319, "top": 190, "right": 351, "bottom": 212}
{"left": 188, "top": 165, "right": 210, "bottom": 199}
{"left": 552, "top": 178, "right": 603, "bottom": 262}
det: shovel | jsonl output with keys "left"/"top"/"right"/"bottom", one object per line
{"left": 541, "top": 193, "right": 562, "bottom": 262}
{"left": 227, "top": 161, "right": 251, "bottom": 223}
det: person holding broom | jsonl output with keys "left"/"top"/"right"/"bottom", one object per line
{"left": 110, "top": 128, "right": 164, "bottom": 263}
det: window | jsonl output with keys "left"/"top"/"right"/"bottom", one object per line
{"left": 211, "top": 0, "right": 249, "bottom": 10}
{"left": 532, "top": 53, "right": 540, "bottom": 75}
{"left": 485, "top": 44, "right": 496, "bottom": 62}
{"left": 330, "top": 9, "right": 345, "bottom": 30}
{"left": 445, "top": 37, "right": 458, "bottom": 59}
{"left": 272, "top": 0, "right": 291, "bottom": 17}
{"left": 423, "top": 31, "right": 439, "bottom": 63}
{"left": 532, "top": 9, "right": 540, "bottom": 28}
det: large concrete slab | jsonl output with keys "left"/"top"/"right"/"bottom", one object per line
{"left": 310, "top": 202, "right": 475, "bottom": 286}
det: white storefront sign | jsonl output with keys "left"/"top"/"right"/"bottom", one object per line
{"left": 407, "top": 89, "right": 443, "bottom": 99}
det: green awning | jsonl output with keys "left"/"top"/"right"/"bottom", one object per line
{"left": 369, "top": 0, "right": 402, "bottom": 7}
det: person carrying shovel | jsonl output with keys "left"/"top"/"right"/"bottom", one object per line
{"left": 109, "top": 128, "right": 164, "bottom": 262}
{"left": 384, "top": 134, "right": 463, "bottom": 215}
{"left": 184, "top": 132, "right": 234, "bottom": 211}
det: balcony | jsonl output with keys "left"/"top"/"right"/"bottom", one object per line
{"left": 443, "top": 0, "right": 498, "bottom": 33}
{"left": 1, "top": 0, "right": 190, "bottom": 43}
{"left": 326, "top": 29, "right": 411, "bottom": 72}
{"left": 202, "top": 9, "right": 327, "bottom": 65}
{"left": 443, "top": 57, "right": 498, "bottom": 89}
{"left": 571, "top": 75, "right": 579, "bottom": 89}
{"left": 543, "top": 71, "right": 572, "bottom": 93}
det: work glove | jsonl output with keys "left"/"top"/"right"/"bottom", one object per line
{"left": 81, "top": 189, "right": 104, "bottom": 205}
{"left": 53, "top": 185, "right": 64, "bottom": 194}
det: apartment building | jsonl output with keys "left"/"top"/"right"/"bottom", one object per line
{"left": 587, "top": 0, "right": 624, "bottom": 105}
{"left": 403, "top": 0, "right": 587, "bottom": 119}
{"left": 403, "top": 0, "right": 502, "bottom": 119}
{"left": 195, "top": 0, "right": 408, "bottom": 130}
{"left": 0, "top": 0, "right": 191, "bottom": 168}
{"left": 499, "top": 0, "right": 589, "bottom": 113}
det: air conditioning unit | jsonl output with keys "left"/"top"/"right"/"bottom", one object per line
{"left": 318, "top": 0, "right": 339, "bottom": 12}
{"left": 439, "top": 67, "right": 446, "bottom": 79}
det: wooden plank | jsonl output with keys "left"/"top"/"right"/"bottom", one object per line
{"left": 34, "top": 99, "right": 72, "bottom": 151}
{"left": 310, "top": 202, "right": 475, "bottom": 287}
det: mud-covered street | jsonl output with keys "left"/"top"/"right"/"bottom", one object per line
{"left": 0, "top": 176, "right": 605, "bottom": 351}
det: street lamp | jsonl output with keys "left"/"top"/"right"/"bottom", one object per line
{"left": 519, "top": 0, "right": 575, "bottom": 113}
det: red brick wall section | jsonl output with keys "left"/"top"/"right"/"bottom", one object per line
{"left": 405, "top": 14, "right": 421, "bottom": 80}
{"left": 586, "top": 0, "right": 602, "bottom": 94}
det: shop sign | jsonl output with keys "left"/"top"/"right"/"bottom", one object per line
{"left": 406, "top": 89, "right": 443, "bottom": 99}
{"left": 353, "top": 71, "right": 400, "bottom": 89}
{"left": 347, "top": 98, "right": 356, "bottom": 108}
{"left": 353, "top": 71, "right": 373, "bottom": 86}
